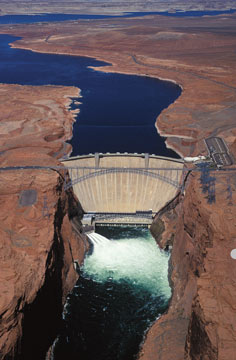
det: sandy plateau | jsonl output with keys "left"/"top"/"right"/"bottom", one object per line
{"left": 0, "top": 0, "right": 236, "bottom": 15}
{"left": 0, "top": 84, "right": 80, "bottom": 159}
{"left": 0, "top": 11, "right": 236, "bottom": 360}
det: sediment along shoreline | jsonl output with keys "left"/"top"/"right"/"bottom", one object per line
{"left": 0, "top": 33, "right": 181, "bottom": 157}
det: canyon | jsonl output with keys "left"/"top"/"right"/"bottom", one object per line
{"left": 0, "top": 10, "right": 236, "bottom": 360}
{"left": 0, "top": 84, "right": 89, "bottom": 359}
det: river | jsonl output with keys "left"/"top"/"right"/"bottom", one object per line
{"left": 53, "top": 227, "right": 171, "bottom": 360}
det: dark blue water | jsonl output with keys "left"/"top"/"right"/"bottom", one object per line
{"left": 0, "top": 9, "right": 235, "bottom": 24}
{"left": 0, "top": 34, "right": 181, "bottom": 156}
{"left": 53, "top": 277, "right": 167, "bottom": 360}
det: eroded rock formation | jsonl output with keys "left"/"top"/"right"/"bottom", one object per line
{"left": 141, "top": 170, "right": 236, "bottom": 359}
{"left": 0, "top": 85, "right": 88, "bottom": 359}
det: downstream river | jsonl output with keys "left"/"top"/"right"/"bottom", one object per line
{"left": 53, "top": 227, "right": 171, "bottom": 360}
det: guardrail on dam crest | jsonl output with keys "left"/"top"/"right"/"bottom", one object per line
{"left": 62, "top": 153, "right": 184, "bottom": 214}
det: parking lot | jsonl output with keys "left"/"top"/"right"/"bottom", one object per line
{"left": 205, "top": 137, "right": 233, "bottom": 166}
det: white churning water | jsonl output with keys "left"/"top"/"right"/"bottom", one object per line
{"left": 86, "top": 229, "right": 171, "bottom": 298}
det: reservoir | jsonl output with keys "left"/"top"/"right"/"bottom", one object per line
{"left": 0, "top": 9, "right": 235, "bottom": 24}
{"left": 0, "top": 34, "right": 181, "bottom": 156}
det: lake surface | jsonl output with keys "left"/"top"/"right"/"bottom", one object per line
{"left": 0, "top": 34, "right": 181, "bottom": 156}
{"left": 0, "top": 9, "right": 235, "bottom": 24}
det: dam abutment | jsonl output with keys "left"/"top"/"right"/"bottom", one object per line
{"left": 62, "top": 152, "right": 184, "bottom": 218}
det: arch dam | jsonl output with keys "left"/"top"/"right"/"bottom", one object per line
{"left": 62, "top": 153, "right": 184, "bottom": 226}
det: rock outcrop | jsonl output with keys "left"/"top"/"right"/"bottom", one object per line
{"left": 140, "top": 170, "right": 236, "bottom": 359}
{"left": 0, "top": 85, "right": 88, "bottom": 359}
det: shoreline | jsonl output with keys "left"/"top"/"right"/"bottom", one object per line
{"left": 9, "top": 41, "right": 182, "bottom": 89}
{"left": 63, "top": 91, "right": 82, "bottom": 157}
{"left": 5, "top": 13, "right": 236, "bottom": 158}
{"left": 0, "top": 7, "right": 236, "bottom": 17}
{"left": 0, "top": 83, "right": 81, "bottom": 161}
{"left": 8, "top": 40, "right": 185, "bottom": 158}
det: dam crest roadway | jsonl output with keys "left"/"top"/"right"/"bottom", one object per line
{"left": 62, "top": 153, "right": 184, "bottom": 225}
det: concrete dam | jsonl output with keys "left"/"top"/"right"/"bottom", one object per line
{"left": 62, "top": 153, "right": 184, "bottom": 223}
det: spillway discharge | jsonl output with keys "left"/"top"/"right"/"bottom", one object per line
{"left": 53, "top": 227, "right": 171, "bottom": 360}
{"left": 86, "top": 230, "right": 171, "bottom": 297}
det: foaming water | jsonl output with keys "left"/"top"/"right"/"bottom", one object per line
{"left": 86, "top": 229, "right": 171, "bottom": 297}
{"left": 54, "top": 227, "right": 171, "bottom": 360}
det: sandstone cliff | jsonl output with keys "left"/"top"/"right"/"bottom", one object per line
{"left": 0, "top": 85, "right": 88, "bottom": 359}
{"left": 139, "top": 169, "right": 236, "bottom": 359}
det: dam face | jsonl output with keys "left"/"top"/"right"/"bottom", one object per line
{"left": 55, "top": 153, "right": 183, "bottom": 359}
{"left": 58, "top": 155, "right": 183, "bottom": 358}
{"left": 62, "top": 153, "right": 184, "bottom": 215}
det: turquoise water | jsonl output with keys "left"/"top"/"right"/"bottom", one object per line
{"left": 85, "top": 230, "right": 171, "bottom": 296}
{"left": 54, "top": 227, "right": 171, "bottom": 360}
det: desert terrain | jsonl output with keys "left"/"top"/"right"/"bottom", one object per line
{"left": 0, "top": 0, "right": 236, "bottom": 15}
{"left": 0, "top": 10, "right": 236, "bottom": 360}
